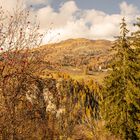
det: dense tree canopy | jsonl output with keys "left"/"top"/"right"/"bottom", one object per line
{"left": 101, "top": 18, "right": 140, "bottom": 140}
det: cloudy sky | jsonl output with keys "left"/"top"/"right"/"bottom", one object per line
{"left": 1, "top": 0, "right": 140, "bottom": 43}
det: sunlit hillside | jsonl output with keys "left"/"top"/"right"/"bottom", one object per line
{"left": 37, "top": 38, "right": 114, "bottom": 83}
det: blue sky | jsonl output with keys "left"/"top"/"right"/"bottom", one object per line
{"left": 1, "top": 0, "right": 140, "bottom": 43}
{"left": 37, "top": 0, "right": 140, "bottom": 14}
{"left": 75, "top": 0, "right": 140, "bottom": 13}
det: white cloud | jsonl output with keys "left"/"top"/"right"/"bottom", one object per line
{"left": 0, "top": 0, "right": 26, "bottom": 11}
{"left": 36, "top": 1, "right": 78, "bottom": 29}
{"left": 37, "top": 1, "right": 140, "bottom": 44}
{"left": 0, "top": 0, "right": 140, "bottom": 44}
{"left": 120, "top": 1, "right": 139, "bottom": 16}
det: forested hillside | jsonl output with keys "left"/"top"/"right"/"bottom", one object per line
{"left": 36, "top": 38, "right": 114, "bottom": 83}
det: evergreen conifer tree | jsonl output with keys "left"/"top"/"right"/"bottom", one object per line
{"left": 101, "top": 18, "right": 140, "bottom": 140}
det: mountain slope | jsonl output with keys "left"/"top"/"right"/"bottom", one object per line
{"left": 37, "top": 38, "right": 114, "bottom": 82}
{"left": 40, "top": 38, "right": 112, "bottom": 66}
